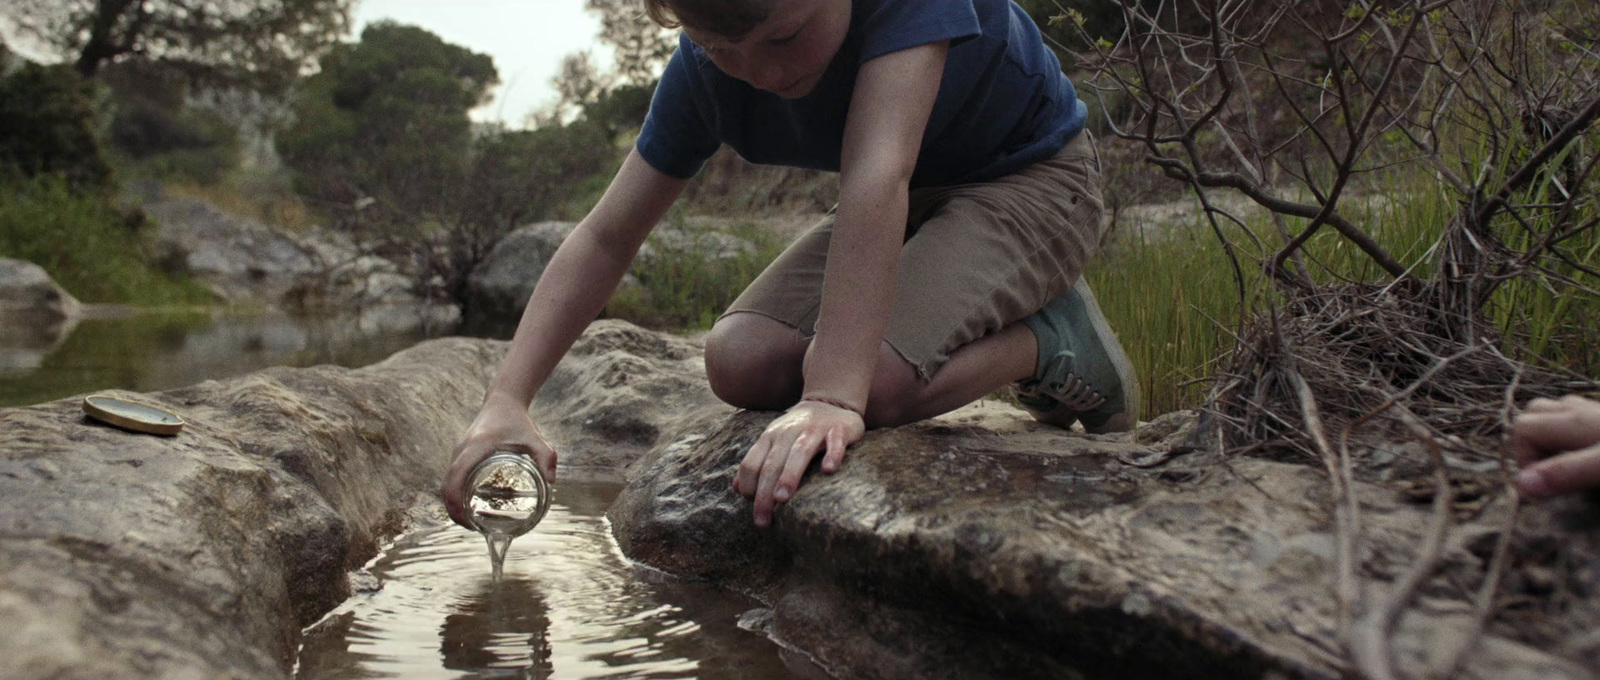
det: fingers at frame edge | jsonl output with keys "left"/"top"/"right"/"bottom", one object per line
{"left": 1513, "top": 408, "right": 1600, "bottom": 466}
{"left": 1519, "top": 443, "right": 1600, "bottom": 499}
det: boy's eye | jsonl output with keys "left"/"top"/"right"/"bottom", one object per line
{"left": 767, "top": 30, "right": 801, "bottom": 46}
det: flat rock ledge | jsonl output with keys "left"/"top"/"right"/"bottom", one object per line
{"left": 611, "top": 405, "right": 1600, "bottom": 680}
{"left": 0, "top": 320, "right": 716, "bottom": 680}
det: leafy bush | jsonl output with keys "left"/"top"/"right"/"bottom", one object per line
{"left": 0, "top": 63, "right": 112, "bottom": 192}
{"left": 0, "top": 173, "right": 211, "bottom": 305}
{"left": 606, "top": 218, "right": 786, "bottom": 331}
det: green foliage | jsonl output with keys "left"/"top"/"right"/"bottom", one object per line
{"left": 0, "top": 173, "right": 211, "bottom": 305}
{"left": 100, "top": 61, "right": 243, "bottom": 186}
{"left": 0, "top": 63, "right": 112, "bottom": 192}
{"left": 10, "top": 0, "right": 352, "bottom": 95}
{"left": 280, "top": 21, "right": 620, "bottom": 305}
{"left": 606, "top": 218, "right": 786, "bottom": 331}
{"left": 280, "top": 22, "right": 497, "bottom": 209}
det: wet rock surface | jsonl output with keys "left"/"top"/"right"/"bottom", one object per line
{"left": 0, "top": 320, "right": 712, "bottom": 679}
{"left": 5, "top": 320, "right": 1597, "bottom": 679}
{"left": 611, "top": 403, "right": 1600, "bottom": 679}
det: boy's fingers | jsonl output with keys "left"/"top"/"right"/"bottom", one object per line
{"left": 753, "top": 439, "right": 791, "bottom": 527}
{"left": 1518, "top": 443, "right": 1600, "bottom": 499}
{"left": 1514, "top": 409, "right": 1600, "bottom": 464}
{"left": 776, "top": 432, "right": 820, "bottom": 502}
{"left": 736, "top": 437, "right": 772, "bottom": 497}
{"left": 822, "top": 428, "right": 846, "bottom": 473}
{"left": 1524, "top": 397, "right": 1566, "bottom": 413}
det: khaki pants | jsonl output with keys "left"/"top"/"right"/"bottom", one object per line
{"left": 722, "top": 132, "right": 1106, "bottom": 380}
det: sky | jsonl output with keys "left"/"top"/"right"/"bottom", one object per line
{"left": 353, "top": 0, "right": 612, "bottom": 127}
{"left": 0, "top": 1, "right": 607, "bottom": 126}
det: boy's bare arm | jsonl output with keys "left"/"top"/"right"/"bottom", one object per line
{"left": 485, "top": 149, "right": 689, "bottom": 408}
{"left": 735, "top": 40, "right": 950, "bottom": 528}
{"left": 442, "top": 149, "right": 685, "bottom": 527}
{"left": 805, "top": 39, "right": 951, "bottom": 409}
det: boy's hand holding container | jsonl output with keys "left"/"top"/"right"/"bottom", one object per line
{"left": 442, "top": 392, "right": 558, "bottom": 529}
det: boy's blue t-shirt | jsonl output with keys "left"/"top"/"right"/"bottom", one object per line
{"left": 635, "top": 0, "right": 1088, "bottom": 188}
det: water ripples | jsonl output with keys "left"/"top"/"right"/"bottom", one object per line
{"left": 295, "top": 482, "right": 806, "bottom": 680}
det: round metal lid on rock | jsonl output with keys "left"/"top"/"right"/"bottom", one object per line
{"left": 82, "top": 395, "right": 186, "bottom": 436}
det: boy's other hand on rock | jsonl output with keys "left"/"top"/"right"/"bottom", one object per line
{"left": 734, "top": 399, "right": 865, "bottom": 528}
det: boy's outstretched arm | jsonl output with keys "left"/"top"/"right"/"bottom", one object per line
{"left": 734, "top": 40, "right": 950, "bottom": 527}
{"left": 442, "top": 149, "right": 687, "bottom": 528}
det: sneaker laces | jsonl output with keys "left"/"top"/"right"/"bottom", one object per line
{"left": 1016, "top": 373, "right": 1106, "bottom": 411}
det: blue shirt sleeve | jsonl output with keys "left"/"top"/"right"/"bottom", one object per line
{"left": 857, "top": 0, "right": 982, "bottom": 63}
{"left": 635, "top": 36, "right": 722, "bottom": 179}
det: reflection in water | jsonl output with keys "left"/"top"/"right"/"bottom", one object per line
{"left": 0, "top": 309, "right": 451, "bottom": 408}
{"left": 295, "top": 482, "right": 807, "bottom": 680}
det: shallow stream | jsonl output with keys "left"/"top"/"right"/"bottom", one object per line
{"left": 294, "top": 482, "right": 815, "bottom": 680}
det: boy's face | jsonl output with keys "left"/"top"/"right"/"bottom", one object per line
{"left": 684, "top": 0, "right": 851, "bottom": 99}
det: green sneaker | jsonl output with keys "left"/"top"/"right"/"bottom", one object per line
{"left": 1015, "top": 277, "right": 1139, "bottom": 433}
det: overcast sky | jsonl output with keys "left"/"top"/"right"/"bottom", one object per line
{"left": 354, "top": 0, "right": 613, "bottom": 127}
{"left": 0, "top": 1, "right": 609, "bottom": 126}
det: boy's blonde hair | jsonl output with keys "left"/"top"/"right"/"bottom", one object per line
{"left": 643, "top": 0, "right": 776, "bottom": 40}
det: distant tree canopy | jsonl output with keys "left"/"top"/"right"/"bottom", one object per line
{"left": 277, "top": 21, "right": 612, "bottom": 307}
{"left": 8, "top": 0, "right": 352, "bottom": 95}
{"left": 586, "top": 0, "right": 675, "bottom": 86}
{"left": 278, "top": 21, "right": 498, "bottom": 214}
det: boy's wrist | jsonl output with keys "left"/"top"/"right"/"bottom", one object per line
{"left": 801, "top": 394, "right": 865, "bottom": 417}
{"left": 482, "top": 387, "right": 533, "bottom": 411}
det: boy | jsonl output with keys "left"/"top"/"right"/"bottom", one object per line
{"left": 442, "top": 0, "right": 1138, "bottom": 528}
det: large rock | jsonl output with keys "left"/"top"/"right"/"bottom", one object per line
{"left": 0, "top": 259, "right": 83, "bottom": 371}
{"left": 531, "top": 320, "right": 731, "bottom": 481}
{"left": 462, "top": 220, "right": 756, "bottom": 331}
{"left": 146, "top": 199, "right": 320, "bottom": 304}
{"left": 147, "top": 199, "right": 459, "bottom": 331}
{"left": 611, "top": 404, "right": 1600, "bottom": 679}
{"left": 463, "top": 221, "right": 576, "bottom": 330}
{"left": 0, "top": 258, "right": 81, "bottom": 321}
{"left": 0, "top": 320, "right": 715, "bottom": 679}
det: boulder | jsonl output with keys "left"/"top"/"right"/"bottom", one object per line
{"left": 146, "top": 199, "right": 319, "bottom": 305}
{"left": 463, "top": 221, "right": 576, "bottom": 330}
{"left": 147, "top": 199, "right": 458, "bottom": 331}
{"left": 611, "top": 404, "right": 1600, "bottom": 680}
{"left": 0, "top": 258, "right": 81, "bottom": 321}
{"left": 462, "top": 220, "right": 757, "bottom": 332}
{"left": 0, "top": 320, "right": 714, "bottom": 679}
{"left": 0, "top": 259, "right": 83, "bottom": 371}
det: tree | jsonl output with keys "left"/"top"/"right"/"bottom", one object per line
{"left": 586, "top": 0, "right": 675, "bottom": 86}
{"left": 1068, "top": 3, "right": 1600, "bottom": 676}
{"left": 8, "top": 0, "right": 351, "bottom": 95}
{"left": 0, "top": 62, "right": 113, "bottom": 192}
{"left": 279, "top": 22, "right": 613, "bottom": 308}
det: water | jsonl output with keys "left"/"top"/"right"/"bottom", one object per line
{"left": 295, "top": 482, "right": 815, "bottom": 680}
{"left": 469, "top": 453, "right": 553, "bottom": 580}
{"left": 0, "top": 309, "right": 450, "bottom": 408}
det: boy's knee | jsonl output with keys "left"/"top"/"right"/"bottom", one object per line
{"left": 704, "top": 317, "right": 802, "bottom": 410}
{"left": 862, "top": 345, "right": 920, "bottom": 428}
